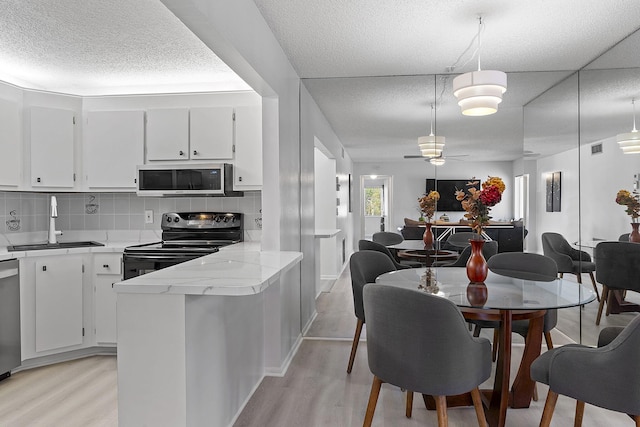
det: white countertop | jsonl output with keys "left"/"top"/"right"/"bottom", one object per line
{"left": 314, "top": 229, "right": 340, "bottom": 238}
{"left": 113, "top": 247, "right": 303, "bottom": 296}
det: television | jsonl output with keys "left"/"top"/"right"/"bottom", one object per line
{"left": 425, "top": 179, "right": 480, "bottom": 212}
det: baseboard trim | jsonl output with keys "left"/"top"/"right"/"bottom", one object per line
{"left": 264, "top": 332, "right": 303, "bottom": 377}
{"left": 15, "top": 346, "right": 117, "bottom": 373}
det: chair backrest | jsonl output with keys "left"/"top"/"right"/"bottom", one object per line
{"left": 443, "top": 240, "right": 498, "bottom": 267}
{"left": 363, "top": 285, "right": 491, "bottom": 396}
{"left": 487, "top": 252, "right": 558, "bottom": 281}
{"left": 445, "top": 232, "right": 479, "bottom": 249}
{"left": 619, "top": 233, "right": 630, "bottom": 242}
{"left": 541, "top": 232, "right": 590, "bottom": 272}
{"left": 349, "top": 251, "right": 397, "bottom": 321}
{"left": 372, "top": 231, "right": 404, "bottom": 246}
{"left": 594, "top": 241, "right": 640, "bottom": 292}
{"left": 358, "top": 239, "right": 407, "bottom": 270}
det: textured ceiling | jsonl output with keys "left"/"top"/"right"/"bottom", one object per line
{"left": 0, "top": 0, "right": 250, "bottom": 95}
{"left": 254, "top": 0, "right": 640, "bottom": 162}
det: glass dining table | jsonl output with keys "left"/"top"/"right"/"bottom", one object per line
{"left": 376, "top": 267, "right": 596, "bottom": 427}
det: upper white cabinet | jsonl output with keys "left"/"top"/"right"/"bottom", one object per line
{"left": 146, "top": 107, "right": 234, "bottom": 162}
{"left": 146, "top": 108, "right": 189, "bottom": 161}
{"left": 85, "top": 111, "right": 144, "bottom": 189}
{"left": 0, "top": 99, "right": 21, "bottom": 187}
{"left": 234, "top": 106, "right": 263, "bottom": 190}
{"left": 190, "top": 107, "right": 234, "bottom": 159}
{"left": 29, "top": 106, "right": 75, "bottom": 188}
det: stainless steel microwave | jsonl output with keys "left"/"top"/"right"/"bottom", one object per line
{"left": 136, "top": 163, "right": 243, "bottom": 197}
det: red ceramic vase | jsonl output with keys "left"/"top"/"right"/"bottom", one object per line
{"left": 631, "top": 223, "right": 640, "bottom": 243}
{"left": 466, "top": 282, "right": 488, "bottom": 307}
{"left": 466, "top": 239, "right": 488, "bottom": 283}
{"left": 423, "top": 223, "right": 434, "bottom": 249}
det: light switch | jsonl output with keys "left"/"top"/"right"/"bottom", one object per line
{"left": 145, "top": 210, "right": 153, "bottom": 224}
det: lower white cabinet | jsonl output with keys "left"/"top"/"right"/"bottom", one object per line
{"left": 93, "top": 254, "right": 122, "bottom": 344}
{"left": 34, "top": 256, "right": 84, "bottom": 353}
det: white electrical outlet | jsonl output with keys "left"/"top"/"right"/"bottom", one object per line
{"left": 144, "top": 210, "right": 153, "bottom": 224}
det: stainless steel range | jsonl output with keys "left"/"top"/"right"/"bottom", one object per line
{"left": 123, "top": 212, "right": 243, "bottom": 279}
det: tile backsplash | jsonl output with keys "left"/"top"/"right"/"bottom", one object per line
{"left": 0, "top": 191, "right": 262, "bottom": 235}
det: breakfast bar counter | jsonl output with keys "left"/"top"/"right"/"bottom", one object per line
{"left": 114, "top": 245, "right": 303, "bottom": 427}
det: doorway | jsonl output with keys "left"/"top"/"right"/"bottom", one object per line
{"left": 361, "top": 175, "right": 393, "bottom": 240}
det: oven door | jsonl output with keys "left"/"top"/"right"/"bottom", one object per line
{"left": 122, "top": 253, "right": 205, "bottom": 280}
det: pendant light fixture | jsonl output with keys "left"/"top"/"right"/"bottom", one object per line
{"left": 617, "top": 99, "right": 640, "bottom": 154}
{"left": 418, "top": 104, "right": 445, "bottom": 158}
{"left": 430, "top": 157, "right": 446, "bottom": 166}
{"left": 452, "top": 17, "right": 507, "bottom": 116}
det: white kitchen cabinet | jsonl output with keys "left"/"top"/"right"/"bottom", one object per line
{"left": 0, "top": 99, "right": 21, "bottom": 187}
{"left": 34, "top": 256, "right": 84, "bottom": 353}
{"left": 85, "top": 111, "right": 144, "bottom": 189}
{"left": 190, "top": 107, "right": 234, "bottom": 160}
{"left": 29, "top": 106, "right": 76, "bottom": 188}
{"left": 93, "top": 254, "right": 122, "bottom": 345}
{"left": 233, "top": 105, "right": 262, "bottom": 190}
{"left": 146, "top": 108, "right": 189, "bottom": 161}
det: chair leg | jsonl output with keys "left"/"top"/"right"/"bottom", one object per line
{"left": 347, "top": 319, "right": 363, "bottom": 374}
{"left": 539, "top": 390, "right": 558, "bottom": 427}
{"left": 559, "top": 272, "right": 564, "bottom": 279}
{"left": 434, "top": 395, "right": 448, "bottom": 427}
{"left": 574, "top": 400, "right": 585, "bottom": 427}
{"left": 363, "top": 376, "right": 383, "bottom": 427}
{"left": 596, "top": 286, "right": 609, "bottom": 326}
{"left": 406, "top": 391, "right": 413, "bottom": 418}
{"left": 634, "top": 414, "right": 640, "bottom": 427}
{"left": 492, "top": 329, "right": 499, "bottom": 362}
{"left": 544, "top": 331, "right": 554, "bottom": 350}
{"left": 473, "top": 324, "right": 482, "bottom": 337}
{"left": 588, "top": 272, "right": 600, "bottom": 301}
{"left": 470, "top": 387, "right": 487, "bottom": 427}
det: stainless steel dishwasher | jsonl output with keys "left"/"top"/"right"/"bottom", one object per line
{"left": 0, "top": 259, "right": 20, "bottom": 380}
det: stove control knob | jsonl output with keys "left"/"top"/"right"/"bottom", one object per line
{"left": 166, "top": 217, "right": 172, "bottom": 222}
{"left": 215, "top": 216, "right": 223, "bottom": 222}
{"left": 223, "top": 216, "right": 231, "bottom": 222}
{"left": 174, "top": 217, "right": 180, "bottom": 223}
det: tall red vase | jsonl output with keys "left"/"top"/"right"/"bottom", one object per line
{"left": 630, "top": 223, "right": 640, "bottom": 243}
{"left": 423, "top": 223, "right": 434, "bottom": 248}
{"left": 466, "top": 239, "right": 488, "bottom": 283}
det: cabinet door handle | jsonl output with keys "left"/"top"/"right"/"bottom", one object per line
{"left": 179, "top": 150, "right": 184, "bottom": 156}
{"left": 37, "top": 177, "right": 41, "bottom": 183}
{"left": 103, "top": 264, "right": 109, "bottom": 268}
{"left": 42, "top": 266, "right": 47, "bottom": 271}
{"left": 193, "top": 150, "right": 198, "bottom": 156}
{"left": 239, "top": 176, "right": 243, "bottom": 182}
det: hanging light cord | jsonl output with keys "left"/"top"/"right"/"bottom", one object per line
{"left": 632, "top": 99, "right": 637, "bottom": 132}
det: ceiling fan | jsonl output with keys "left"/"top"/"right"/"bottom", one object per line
{"left": 403, "top": 153, "right": 468, "bottom": 160}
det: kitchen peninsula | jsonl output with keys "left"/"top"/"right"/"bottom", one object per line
{"left": 114, "top": 242, "right": 303, "bottom": 427}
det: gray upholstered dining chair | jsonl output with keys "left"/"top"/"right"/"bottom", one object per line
{"left": 531, "top": 314, "right": 640, "bottom": 427}
{"left": 470, "top": 252, "right": 558, "bottom": 364}
{"left": 594, "top": 241, "right": 640, "bottom": 325}
{"left": 347, "top": 250, "right": 397, "bottom": 374}
{"left": 362, "top": 284, "right": 491, "bottom": 427}
{"left": 619, "top": 233, "right": 630, "bottom": 241}
{"left": 358, "top": 239, "right": 422, "bottom": 269}
{"left": 372, "top": 231, "right": 404, "bottom": 246}
{"left": 432, "top": 240, "right": 498, "bottom": 267}
{"left": 444, "top": 231, "right": 478, "bottom": 250}
{"left": 541, "top": 232, "right": 600, "bottom": 301}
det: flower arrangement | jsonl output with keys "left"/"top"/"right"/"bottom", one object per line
{"left": 455, "top": 176, "right": 506, "bottom": 235}
{"left": 616, "top": 189, "right": 640, "bottom": 222}
{"left": 418, "top": 190, "right": 440, "bottom": 222}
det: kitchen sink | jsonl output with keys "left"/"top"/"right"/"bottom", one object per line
{"left": 7, "top": 241, "right": 105, "bottom": 252}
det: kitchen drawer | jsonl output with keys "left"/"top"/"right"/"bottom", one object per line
{"left": 94, "top": 254, "right": 122, "bottom": 276}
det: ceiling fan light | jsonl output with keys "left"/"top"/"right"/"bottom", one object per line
{"left": 452, "top": 70, "right": 507, "bottom": 116}
{"left": 430, "top": 157, "right": 446, "bottom": 166}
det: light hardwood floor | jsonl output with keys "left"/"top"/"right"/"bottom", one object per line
{"left": 0, "top": 264, "right": 635, "bottom": 426}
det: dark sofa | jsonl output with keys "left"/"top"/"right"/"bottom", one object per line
{"left": 400, "top": 222, "right": 526, "bottom": 253}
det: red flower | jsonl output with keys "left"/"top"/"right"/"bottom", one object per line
{"left": 479, "top": 185, "right": 502, "bottom": 207}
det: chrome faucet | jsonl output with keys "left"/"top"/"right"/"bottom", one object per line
{"left": 48, "top": 196, "right": 62, "bottom": 244}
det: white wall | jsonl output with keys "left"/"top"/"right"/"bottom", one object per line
{"left": 314, "top": 147, "right": 337, "bottom": 284}
{"left": 353, "top": 160, "right": 515, "bottom": 245}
